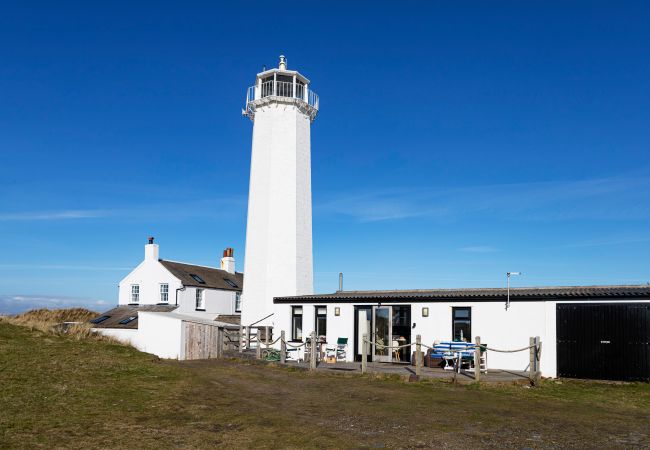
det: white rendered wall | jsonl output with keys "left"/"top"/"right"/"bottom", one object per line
{"left": 176, "top": 287, "right": 240, "bottom": 317}
{"left": 94, "top": 315, "right": 182, "bottom": 359}
{"left": 94, "top": 328, "right": 143, "bottom": 348}
{"left": 273, "top": 301, "right": 546, "bottom": 370}
{"left": 242, "top": 102, "right": 313, "bottom": 327}
{"left": 273, "top": 299, "right": 650, "bottom": 377}
{"left": 118, "top": 260, "right": 182, "bottom": 306}
{"left": 136, "top": 312, "right": 183, "bottom": 359}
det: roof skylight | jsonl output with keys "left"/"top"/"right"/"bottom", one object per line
{"left": 91, "top": 315, "right": 110, "bottom": 324}
{"left": 224, "top": 279, "right": 238, "bottom": 288}
{"left": 119, "top": 316, "right": 137, "bottom": 325}
{"left": 190, "top": 274, "right": 206, "bottom": 284}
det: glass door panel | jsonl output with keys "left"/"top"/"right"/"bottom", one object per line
{"left": 373, "top": 306, "right": 391, "bottom": 362}
{"left": 357, "top": 309, "right": 371, "bottom": 358}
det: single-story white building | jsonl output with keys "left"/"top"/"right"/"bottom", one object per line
{"left": 273, "top": 285, "right": 650, "bottom": 381}
{"left": 91, "top": 238, "right": 243, "bottom": 358}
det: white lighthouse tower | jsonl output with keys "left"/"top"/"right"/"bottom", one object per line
{"left": 241, "top": 56, "right": 319, "bottom": 326}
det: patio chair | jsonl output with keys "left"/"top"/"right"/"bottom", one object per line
{"left": 325, "top": 337, "right": 348, "bottom": 362}
{"left": 392, "top": 340, "right": 401, "bottom": 362}
{"left": 286, "top": 347, "right": 303, "bottom": 362}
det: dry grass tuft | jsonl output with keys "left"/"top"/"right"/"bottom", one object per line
{"left": 0, "top": 307, "right": 117, "bottom": 341}
{"left": 11, "top": 307, "right": 98, "bottom": 323}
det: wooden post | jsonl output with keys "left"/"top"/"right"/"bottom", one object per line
{"left": 309, "top": 331, "right": 317, "bottom": 371}
{"left": 415, "top": 334, "right": 422, "bottom": 378}
{"left": 256, "top": 334, "right": 262, "bottom": 359}
{"left": 216, "top": 327, "right": 223, "bottom": 359}
{"left": 280, "top": 330, "right": 286, "bottom": 364}
{"left": 534, "top": 336, "right": 542, "bottom": 383}
{"left": 361, "top": 333, "right": 368, "bottom": 374}
{"left": 246, "top": 326, "right": 251, "bottom": 350}
{"left": 474, "top": 336, "right": 481, "bottom": 382}
{"left": 239, "top": 325, "right": 244, "bottom": 353}
{"left": 529, "top": 336, "right": 535, "bottom": 383}
{"left": 265, "top": 326, "right": 270, "bottom": 345}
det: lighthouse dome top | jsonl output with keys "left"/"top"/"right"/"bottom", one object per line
{"left": 243, "top": 55, "right": 319, "bottom": 122}
{"left": 254, "top": 55, "right": 311, "bottom": 84}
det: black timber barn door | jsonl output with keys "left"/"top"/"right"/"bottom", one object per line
{"left": 557, "top": 303, "right": 650, "bottom": 381}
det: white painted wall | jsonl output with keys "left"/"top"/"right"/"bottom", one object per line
{"left": 93, "top": 314, "right": 182, "bottom": 359}
{"left": 242, "top": 98, "right": 314, "bottom": 327}
{"left": 176, "top": 287, "right": 240, "bottom": 316}
{"left": 273, "top": 299, "right": 650, "bottom": 378}
{"left": 136, "top": 312, "right": 183, "bottom": 359}
{"left": 93, "top": 328, "right": 143, "bottom": 348}
{"left": 118, "top": 259, "right": 182, "bottom": 306}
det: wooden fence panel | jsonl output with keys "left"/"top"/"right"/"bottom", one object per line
{"left": 183, "top": 321, "right": 222, "bottom": 360}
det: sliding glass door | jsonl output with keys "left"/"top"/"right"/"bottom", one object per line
{"left": 372, "top": 305, "right": 411, "bottom": 363}
{"left": 373, "top": 306, "right": 392, "bottom": 362}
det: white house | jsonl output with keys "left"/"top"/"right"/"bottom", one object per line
{"left": 272, "top": 286, "right": 650, "bottom": 381}
{"left": 91, "top": 238, "right": 243, "bottom": 358}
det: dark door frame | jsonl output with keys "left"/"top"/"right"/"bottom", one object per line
{"left": 354, "top": 305, "right": 372, "bottom": 362}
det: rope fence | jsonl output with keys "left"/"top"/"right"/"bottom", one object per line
{"left": 212, "top": 325, "right": 543, "bottom": 384}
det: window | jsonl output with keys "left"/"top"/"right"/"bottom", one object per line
{"left": 160, "top": 284, "right": 169, "bottom": 303}
{"left": 190, "top": 274, "right": 205, "bottom": 284}
{"left": 91, "top": 315, "right": 110, "bottom": 324}
{"left": 224, "top": 279, "right": 238, "bottom": 288}
{"left": 315, "top": 306, "right": 327, "bottom": 337}
{"left": 291, "top": 306, "right": 303, "bottom": 341}
{"left": 195, "top": 288, "right": 205, "bottom": 310}
{"left": 452, "top": 307, "right": 471, "bottom": 342}
{"left": 235, "top": 292, "right": 241, "bottom": 313}
{"left": 131, "top": 285, "right": 139, "bottom": 303}
{"left": 119, "top": 316, "right": 137, "bottom": 325}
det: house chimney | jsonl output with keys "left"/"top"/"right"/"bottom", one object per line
{"left": 220, "top": 247, "right": 236, "bottom": 274}
{"left": 145, "top": 236, "right": 159, "bottom": 261}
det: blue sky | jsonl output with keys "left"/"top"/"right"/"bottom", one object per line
{"left": 1, "top": 2, "right": 649, "bottom": 313}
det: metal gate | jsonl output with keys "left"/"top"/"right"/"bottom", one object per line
{"left": 557, "top": 303, "right": 650, "bottom": 381}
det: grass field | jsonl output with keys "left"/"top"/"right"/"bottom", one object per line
{"left": 1, "top": 320, "right": 649, "bottom": 449}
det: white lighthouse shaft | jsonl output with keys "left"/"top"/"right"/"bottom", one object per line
{"left": 241, "top": 57, "right": 318, "bottom": 327}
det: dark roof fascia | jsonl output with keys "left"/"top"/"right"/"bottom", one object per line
{"left": 274, "top": 295, "right": 650, "bottom": 304}
{"left": 274, "top": 288, "right": 650, "bottom": 304}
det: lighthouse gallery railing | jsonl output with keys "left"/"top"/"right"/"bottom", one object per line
{"left": 245, "top": 81, "right": 319, "bottom": 110}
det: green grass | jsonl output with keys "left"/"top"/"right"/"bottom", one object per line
{"left": 1, "top": 321, "right": 649, "bottom": 449}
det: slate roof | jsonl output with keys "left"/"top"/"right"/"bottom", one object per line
{"left": 274, "top": 285, "right": 650, "bottom": 303}
{"left": 89, "top": 304, "right": 178, "bottom": 329}
{"left": 159, "top": 260, "right": 244, "bottom": 291}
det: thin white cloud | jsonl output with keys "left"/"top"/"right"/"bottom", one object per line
{"left": 0, "top": 210, "right": 112, "bottom": 221}
{"left": 0, "top": 264, "right": 131, "bottom": 271}
{"left": 316, "top": 174, "right": 650, "bottom": 223}
{"left": 548, "top": 235, "right": 650, "bottom": 249}
{"left": 0, "top": 196, "right": 247, "bottom": 223}
{"left": 458, "top": 246, "right": 500, "bottom": 253}
{"left": 0, "top": 294, "right": 109, "bottom": 315}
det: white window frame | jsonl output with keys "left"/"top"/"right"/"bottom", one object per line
{"left": 235, "top": 292, "right": 242, "bottom": 313}
{"left": 195, "top": 288, "right": 205, "bottom": 310}
{"left": 131, "top": 285, "right": 139, "bottom": 304}
{"left": 160, "top": 284, "right": 169, "bottom": 303}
